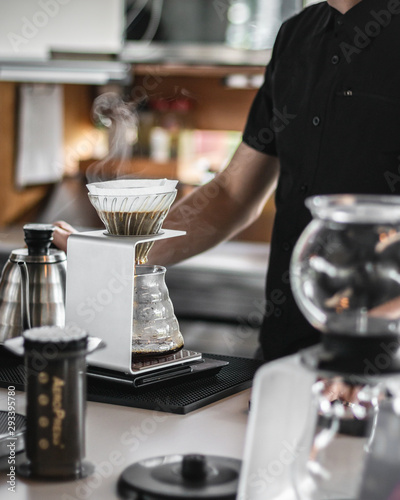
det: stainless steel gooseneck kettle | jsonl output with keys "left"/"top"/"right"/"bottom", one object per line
{"left": 0, "top": 223, "right": 66, "bottom": 342}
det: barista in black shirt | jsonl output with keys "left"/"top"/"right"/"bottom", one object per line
{"left": 242, "top": 0, "right": 400, "bottom": 360}
{"left": 54, "top": 0, "right": 400, "bottom": 361}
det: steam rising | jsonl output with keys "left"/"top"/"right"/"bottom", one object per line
{"left": 86, "top": 92, "right": 138, "bottom": 183}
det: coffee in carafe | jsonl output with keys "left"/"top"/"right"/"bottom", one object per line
{"left": 132, "top": 265, "right": 184, "bottom": 357}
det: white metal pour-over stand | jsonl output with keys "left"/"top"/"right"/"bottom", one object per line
{"left": 65, "top": 229, "right": 201, "bottom": 376}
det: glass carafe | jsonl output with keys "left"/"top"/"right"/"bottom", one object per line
{"left": 289, "top": 194, "right": 400, "bottom": 499}
{"left": 238, "top": 195, "right": 400, "bottom": 500}
{"left": 132, "top": 265, "right": 184, "bottom": 357}
{"left": 291, "top": 194, "right": 400, "bottom": 337}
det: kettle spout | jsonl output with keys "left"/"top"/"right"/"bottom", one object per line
{"left": 18, "top": 261, "right": 32, "bottom": 331}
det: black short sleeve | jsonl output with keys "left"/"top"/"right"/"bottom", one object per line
{"left": 242, "top": 29, "right": 283, "bottom": 157}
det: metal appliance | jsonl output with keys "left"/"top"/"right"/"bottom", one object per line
{"left": 0, "top": 224, "right": 66, "bottom": 342}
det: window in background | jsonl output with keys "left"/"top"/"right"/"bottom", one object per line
{"left": 125, "top": 0, "right": 304, "bottom": 50}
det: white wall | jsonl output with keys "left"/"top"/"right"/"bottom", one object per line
{"left": 0, "top": 0, "right": 124, "bottom": 59}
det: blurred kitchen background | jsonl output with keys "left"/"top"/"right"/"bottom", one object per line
{"left": 0, "top": 0, "right": 322, "bottom": 358}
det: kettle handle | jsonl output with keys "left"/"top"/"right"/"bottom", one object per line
{"left": 18, "top": 261, "right": 32, "bottom": 331}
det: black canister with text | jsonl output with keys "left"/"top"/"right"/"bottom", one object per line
{"left": 18, "top": 325, "right": 96, "bottom": 480}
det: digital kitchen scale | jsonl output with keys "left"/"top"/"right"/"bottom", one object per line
{"left": 87, "top": 350, "right": 229, "bottom": 389}
{"left": 130, "top": 349, "right": 203, "bottom": 373}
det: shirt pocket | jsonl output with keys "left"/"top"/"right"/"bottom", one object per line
{"left": 344, "top": 92, "right": 400, "bottom": 153}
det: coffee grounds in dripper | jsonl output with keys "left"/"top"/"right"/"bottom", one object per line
{"left": 87, "top": 179, "right": 178, "bottom": 263}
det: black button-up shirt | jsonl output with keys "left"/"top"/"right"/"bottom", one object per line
{"left": 243, "top": 0, "right": 400, "bottom": 361}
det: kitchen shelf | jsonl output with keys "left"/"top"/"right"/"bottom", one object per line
{"left": 133, "top": 63, "right": 266, "bottom": 79}
{"left": 0, "top": 59, "right": 131, "bottom": 85}
{"left": 122, "top": 42, "right": 272, "bottom": 67}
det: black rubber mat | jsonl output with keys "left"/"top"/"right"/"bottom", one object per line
{"left": 0, "top": 347, "right": 263, "bottom": 414}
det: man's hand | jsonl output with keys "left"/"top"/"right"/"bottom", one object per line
{"left": 52, "top": 221, "right": 77, "bottom": 253}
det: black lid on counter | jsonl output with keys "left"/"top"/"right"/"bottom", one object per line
{"left": 118, "top": 454, "right": 241, "bottom": 499}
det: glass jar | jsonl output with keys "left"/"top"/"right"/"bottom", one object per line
{"left": 132, "top": 265, "right": 184, "bottom": 357}
{"left": 238, "top": 195, "right": 400, "bottom": 500}
{"left": 288, "top": 194, "right": 400, "bottom": 499}
{"left": 291, "top": 194, "right": 400, "bottom": 337}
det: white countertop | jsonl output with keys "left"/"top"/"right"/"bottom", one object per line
{"left": 171, "top": 240, "right": 269, "bottom": 276}
{"left": 0, "top": 387, "right": 251, "bottom": 499}
{"left": 166, "top": 241, "right": 269, "bottom": 323}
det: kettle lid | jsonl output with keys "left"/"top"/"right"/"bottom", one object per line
{"left": 9, "top": 223, "right": 66, "bottom": 263}
{"left": 23, "top": 223, "right": 55, "bottom": 256}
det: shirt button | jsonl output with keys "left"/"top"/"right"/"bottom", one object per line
{"left": 282, "top": 242, "right": 291, "bottom": 252}
{"left": 300, "top": 183, "right": 308, "bottom": 193}
{"left": 274, "top": 307, "right": 282, "bottom": 318}
{"left": 312, "top": 116, "right": 320, "bottom": 126}
{"left": 331, "top": 55, "right": 339, "bottom": 64}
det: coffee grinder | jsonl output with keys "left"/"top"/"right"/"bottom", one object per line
{"left": 237, "top": 195, "right": 400, "bottom": 500}
{"left": 65, "top": 179, "right": 223, "bottom": 387}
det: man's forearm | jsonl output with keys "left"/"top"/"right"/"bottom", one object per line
{"left": 149, "top": 181, "right": 252, "bottom": 267}
{"left": 148, "top": 142, "right": 279, "bottom": 267}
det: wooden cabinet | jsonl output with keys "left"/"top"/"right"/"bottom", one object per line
{"left": 132, "top": 63, "right": 263, "bottom": 131}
